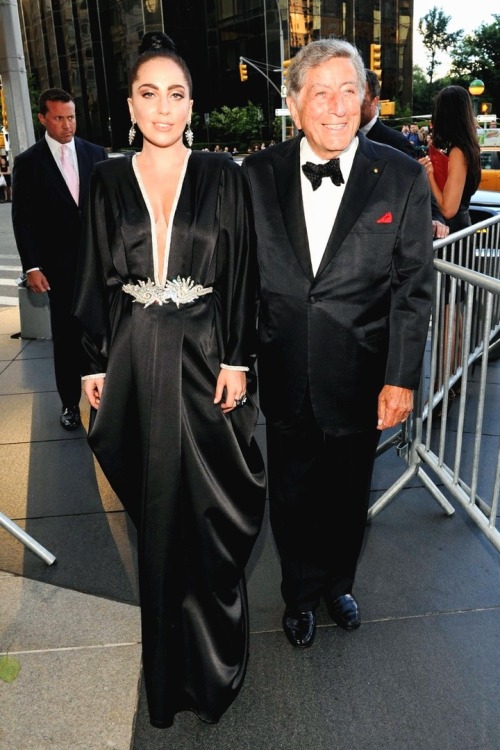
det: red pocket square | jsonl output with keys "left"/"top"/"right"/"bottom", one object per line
{"left": 376, "top": 212, "right": 393, "bottom": 224}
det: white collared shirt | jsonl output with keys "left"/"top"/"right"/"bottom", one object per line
{"left": 300, "top": 136, "right": 358, "bottom": 275}
{"left": 45, "top": 132, "right": 80, "bottom": 181}
{"left": 359, "top": 113, "right": 378, "bottom": 136}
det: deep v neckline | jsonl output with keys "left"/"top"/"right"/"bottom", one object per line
{"left": 132, "top": 151, "right": 191, "bottom": 285}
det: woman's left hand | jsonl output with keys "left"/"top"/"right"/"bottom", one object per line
{"left": 214, "top": 369, "right": 248, "bottom": 413}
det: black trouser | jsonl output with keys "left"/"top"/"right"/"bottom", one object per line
{"left": 266, "top": 391, "right": 380, "bottom": 612}
{"left": 47, "top": 286, "right": 84, "bottom": 409}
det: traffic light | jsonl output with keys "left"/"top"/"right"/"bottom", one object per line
{"left": 480, "top": 102, "right": 492, "bottom": 114}
{"left": 239, "top": 60, "right": 248, "bottom": 83}
{"left": 379, "top": 100, "right": 395, "bottom": 117}
{"left": 370, "top": 43, "right": 382, "bottom": 84}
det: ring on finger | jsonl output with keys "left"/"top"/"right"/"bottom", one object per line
{"left": 234, "top": 395, "right": 248, "bottom": 408}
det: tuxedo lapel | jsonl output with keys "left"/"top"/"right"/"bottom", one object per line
{"left": 316, "top": 135, "right": 387, "bottom": 277}
{"left": 272, "top": 136, "right": 314, "bottom": 280}
{"left": 75, "top": 138, "right": 93, "bottom": 205}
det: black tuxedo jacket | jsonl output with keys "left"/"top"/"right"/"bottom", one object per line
{"left": 12, "top": 136, "right": 108, "bottom": 288}
{"left": 365, "top": 119, "right": 444, "bottom": 223}
{"left": 242, "top": 133, "right": 434, "bottom": 436}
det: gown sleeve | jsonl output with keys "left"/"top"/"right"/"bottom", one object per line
{"left": 214, "top": 157, "right": 258, "bottom": 370}
{"left": 73, "top": 162, "right": 125, "bottom": 376}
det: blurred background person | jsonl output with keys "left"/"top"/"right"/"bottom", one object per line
{"left": 407, "top": 123, "right": 424, "bottom": 153}
{"left": 0, "top": 154, "right": 11, "bottom": 201}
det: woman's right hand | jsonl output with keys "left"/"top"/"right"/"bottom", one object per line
{"left": 418, "top": 155, "right": 434, "bottom": 179}
{"left": 82, "top": 377, "right": 105, "bottom": 409}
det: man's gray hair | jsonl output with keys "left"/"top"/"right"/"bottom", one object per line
{"left": 286, "top": 38, "right": 366, "bottom": 103}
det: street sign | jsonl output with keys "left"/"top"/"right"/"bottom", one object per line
{"left": 275, "top": 108, "right": 290, "bottom": 116}
{"left": 477, "top": 114, "right": 496, "bottom": 123}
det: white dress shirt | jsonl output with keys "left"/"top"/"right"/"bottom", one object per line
{"left": 300, "top": 136, "right": 358, "bottom": 275}
{"left": 26, "top": 134, "right": 80, "bottom": 275}
{"left": 45, "top": 132, "right": 80, "bottom": 183}
{"left": 359, "top": 113, "right": 378, "bottom": 136}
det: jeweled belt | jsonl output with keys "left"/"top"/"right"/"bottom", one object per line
{"left": 122, "top": 276, "right": 213, "bottom": 308}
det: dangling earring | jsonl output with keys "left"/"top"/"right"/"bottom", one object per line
{"left": 128, "top": 120, "right": 136, "bottom": 146}
{"left": 185, "top": 122, "right": 194, "bottom": 148}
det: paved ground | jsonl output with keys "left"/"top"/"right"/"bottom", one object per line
{"left": 0, "top": 202, "right": 21, "bottom": 306}
{"left": 1, "top": 199, "right": 500, "bottom": 749}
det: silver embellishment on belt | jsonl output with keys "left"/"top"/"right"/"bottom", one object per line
{"left": 122, "top": 276, "right": 213, "bottom": 308}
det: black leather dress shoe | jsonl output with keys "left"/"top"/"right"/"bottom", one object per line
{"left": 60, "top": 406, "right": 81, "bottom": 431}
{"left": 326, "top": 594, "right": 361, "bottom": 631}
{"left": 282, "top": 609, "right": 316, "bottom": 648}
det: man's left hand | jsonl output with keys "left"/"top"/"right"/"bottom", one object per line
{"left": 377, "top": 385, "right": 413, "bottom": 430}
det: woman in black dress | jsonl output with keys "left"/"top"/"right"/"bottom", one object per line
{"left": 74, "top": 33, "right": 266, "bottom": 729}
{"left": 418, "top": 86, "right": 481, "bottom": 401}
{"left": 419, "top": 85, "right": 481, "bottom": 233}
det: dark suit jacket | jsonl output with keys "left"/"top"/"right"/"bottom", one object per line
{"left": 365, "top": 119, "right": 444, "bottom": 223}
{"left": 242, "top": 132, "right": 434, "bottom": 436}
{"left": 364, "top": 118, "right": 417, "bottom": 159}
{"left": 12, "top": 136, "right": 108, "bottom": 288}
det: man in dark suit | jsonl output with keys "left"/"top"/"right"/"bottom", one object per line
{"left": 360, "top": 69, "right": 449, "bottom": 239}
{"left": 360, "top": 71, "right": 416, "bottom": 157}
{"left": 242, "top": 40, "right": 434, "bottom": 649}
{"left": 12, "top": 88, "right": 108, "bottom": 430}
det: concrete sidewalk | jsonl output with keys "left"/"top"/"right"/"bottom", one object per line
{"left": 0, "top": 304, "right": 141, "bottom": 750}
{"left": 1, "top": 293, "right": 500, "bottom": 750}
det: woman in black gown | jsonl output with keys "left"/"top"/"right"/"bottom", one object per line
{"left": 73, "top": 33, "right": 266, "bottom": 729}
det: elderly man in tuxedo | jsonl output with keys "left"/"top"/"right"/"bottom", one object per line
{"left": 242, "top": 39, "right": 434, "bottom": 649}
{"left": 12, "top": 88, "right": 108, "bottom": 430}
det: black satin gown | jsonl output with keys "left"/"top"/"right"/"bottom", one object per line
{"left": 73, "top": 151, "right": 266, "bottom": 727}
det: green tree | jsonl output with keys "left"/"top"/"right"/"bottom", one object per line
{"left": 200, "top": 102, "right": 264, "bottom": 148}
{"left": 412, "top": 64, "right": 453, "bottom": 117}
{"left": 28, "top": 73, "right": 42, "bottom": 137}
{"left": 450, "top": 15, "right": 500, "bottom": 114}
{"left": 412, "top": 65, "right": 432, "bottom": 115}
{"left": 418, "top": 7, "right": 463, "bottom": 85}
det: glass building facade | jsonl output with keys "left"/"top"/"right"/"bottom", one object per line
{"left": 17, "top": 0, "right": 414, "bottom": 149}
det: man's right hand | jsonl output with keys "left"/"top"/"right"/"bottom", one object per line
{"left": 26, "top": 269, "right": 51, "bottom": 293}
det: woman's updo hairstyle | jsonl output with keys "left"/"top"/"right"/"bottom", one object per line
{"left": 128, "top": 31, "right": 193, "bottom": 98}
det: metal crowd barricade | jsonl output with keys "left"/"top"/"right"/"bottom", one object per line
{"left": 0, "top": 512, "right": 56, "bottom": 566}
{"left": 369, "top": 213, "right": 500, "bottom": 553}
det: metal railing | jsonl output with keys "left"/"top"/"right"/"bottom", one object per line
{"left": 369, "top": 213, "right": 500, "bottom": 552}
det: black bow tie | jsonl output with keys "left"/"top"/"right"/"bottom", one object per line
{"left": 302, "top": 159, "right": 344, "bottom": 190}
